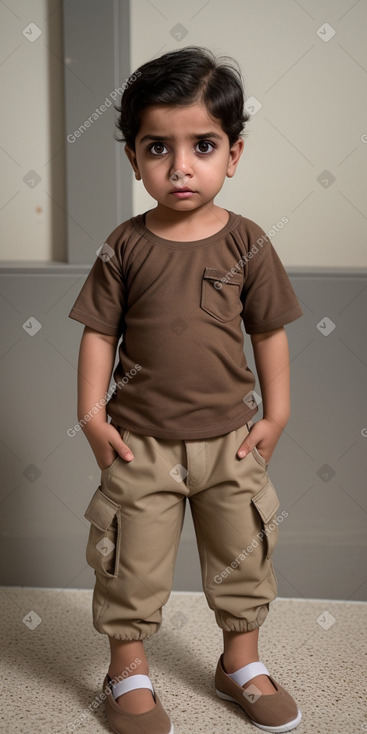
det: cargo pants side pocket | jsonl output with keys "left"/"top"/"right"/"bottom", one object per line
{"left": 251, "top": 480, "right": 280, "bottom": 559}
{"left": 84, "top": 487, "right": 121, "bottom": 578}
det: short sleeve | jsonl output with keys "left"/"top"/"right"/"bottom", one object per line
{"left": 68, "top": 241, "right": 126, "bottom": 337}
{"left": 241, "top": 232, "right": 303, "bottom": 334}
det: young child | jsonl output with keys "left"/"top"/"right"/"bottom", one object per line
{"left": 69, "top": 46, "right": 303, "bottom": 734}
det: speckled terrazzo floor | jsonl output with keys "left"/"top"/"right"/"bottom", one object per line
{"left": 0, "top": 588, "right": 366, "bottom": 734}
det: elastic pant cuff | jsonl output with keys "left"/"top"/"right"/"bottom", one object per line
{"left": 94, "top": 621, "right": 162, "bottom": 641}
{"left": 215, "top": 602, "right": 270, "bottom": 632}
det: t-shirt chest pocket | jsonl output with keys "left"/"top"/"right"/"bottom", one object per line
{"left": 200, "top": 267, "right": 243, "bottom": 323}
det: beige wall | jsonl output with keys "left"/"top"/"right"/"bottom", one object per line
{"left": 0, "top": 0, "right": 66, "bottom": 261}
{"left": 130, "top": 0, "right": 367, "bottom": 267}
{"left": 1, "top": 1, "right": 366, "bottom": 266}
{"left": 0, "top": 1, "right": 366, "bottom": 600}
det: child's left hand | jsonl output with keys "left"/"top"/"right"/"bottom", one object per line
{"left": 237, "top": 418, "right": 284, "bottom": 464}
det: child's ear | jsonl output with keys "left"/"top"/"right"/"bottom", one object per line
{"left": 124, "top": 144, "right": 141, "bottom": 181}
{"left": 226, "top": 138, "right": 244, "bottom": 179}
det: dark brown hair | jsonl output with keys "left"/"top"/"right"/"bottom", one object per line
{"left": 115, "top": 46, "right": 249, "bottom": 151}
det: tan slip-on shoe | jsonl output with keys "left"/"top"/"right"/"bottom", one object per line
{"left": 103, "top": 673, "right": 174, "bottom": 734}
{"left": 215, "top": 656, "right": 302, "bottom": 732}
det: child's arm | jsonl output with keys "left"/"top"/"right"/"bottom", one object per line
{"left": 237, "top": 327, "right": 290, "bottom": 463}
{"left": 77, "top": 326, "right": 134, "bottom": 469}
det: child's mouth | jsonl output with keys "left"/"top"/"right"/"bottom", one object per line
{"left": 170, "top": 189, "right": 195, "bottom": 197}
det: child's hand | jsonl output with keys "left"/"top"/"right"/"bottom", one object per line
{"left": 237, "top": 418, "right": 284, "bottom": 464}
{"left": 84, "top": 422, "right": 135, "bottom": 470}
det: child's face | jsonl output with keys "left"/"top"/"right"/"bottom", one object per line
{"left": 125, "top": 103, "right": 244, "bottom": 213}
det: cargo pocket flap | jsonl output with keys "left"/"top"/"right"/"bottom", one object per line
{"left": 84, "top": 487, "right": 120, "bottom": 531}
{"left": 203, "top": 267, "right": 243, "bottom": 286}
{"left": 252, "top": 481, "right": 280, "bottom": 524}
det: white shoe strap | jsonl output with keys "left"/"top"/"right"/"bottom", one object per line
{"left": 111, "top": 674, "right": 154, "bottom": 700}
{"left": 227, "top": 661, "right": 269, "bottom": 687}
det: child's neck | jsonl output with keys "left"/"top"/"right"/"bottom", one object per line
{"left": 144, "top": 205, "right": 229, "bottom": 242}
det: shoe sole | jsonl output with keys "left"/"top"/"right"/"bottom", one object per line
{"left": 216, "top": 689, "right": 302, "bottom": 733}
{"left": 111, "top": 724, "right": 174, "bottom": 734}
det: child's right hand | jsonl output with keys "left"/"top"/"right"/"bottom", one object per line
{"left": 83, "top": 421, "right": 135, "bottom": 470}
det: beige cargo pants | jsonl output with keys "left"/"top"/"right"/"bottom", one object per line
{"left": 84, "top": 421, "right": 282, "bottom": 640}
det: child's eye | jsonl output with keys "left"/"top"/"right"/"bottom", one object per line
{"left": 196, "top": 140, "right": 215, "bottom": 154}
{"left": 148, "top": 143, "right": 167, "bottom": 156}
{"left": 147, "top": 140, "right": 215, "bottom": 156}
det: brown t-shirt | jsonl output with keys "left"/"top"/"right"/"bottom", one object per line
{"left": 69, "top": 210, "right": 303, "bottom": 439}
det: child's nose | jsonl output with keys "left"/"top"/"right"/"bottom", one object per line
{"left": 170, "top": 148, "right": 192, "bottom": 174}
{"left": 169, "top": 169, "right": 190, "bottom": 187}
